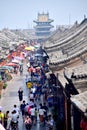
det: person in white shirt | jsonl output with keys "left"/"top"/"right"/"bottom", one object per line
{"left": 29, "top": 92, "right": 34, "bottom": 102}
{"left": 48, "top": 114, "right": 54, "bottom": 130}
{"left": 10, "top": 110, "right": 19, "bottom": 129}
{"left": 30, "top": 106, "right": 36, "bottom": 124}
{"left": 12, "top": 105, "right": 20, "bottom": 115}
{"left": 38, "top": 104, "right": 45, "bottom": 123}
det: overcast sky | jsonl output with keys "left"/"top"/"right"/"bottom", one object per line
{"left": 0, "top": 0, "right": 87, "bottom": 29}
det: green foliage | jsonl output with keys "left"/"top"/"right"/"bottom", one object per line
{"left": 6, "top": 74, "right": 12, "bottom": 81}
{"left": 3, "top": 82, "right": 7, "bottom": 89}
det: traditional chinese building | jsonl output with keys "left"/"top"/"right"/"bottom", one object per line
{"left": 33, "top": 12, "right": 54, "bottom": 38}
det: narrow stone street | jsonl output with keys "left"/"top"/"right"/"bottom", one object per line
{"left": 0, "top": 61, "right": 45, "bottom": 130}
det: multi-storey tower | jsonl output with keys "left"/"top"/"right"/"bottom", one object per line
{"left": 33, "top": 12, "right": 54, "bottom": 38}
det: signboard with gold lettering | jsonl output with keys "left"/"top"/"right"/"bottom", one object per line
{"left": 38, "top": 15, "right": 48, "bottom": 22}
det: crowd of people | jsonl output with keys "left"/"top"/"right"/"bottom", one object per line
{"left": 0, "top": 104, "right": 19, "bottom": 130}
{"left": 19, "top": 60, "right": 55, "bottom": 130}
{"left": 0, "top": 43, "right": 57, "bottom": 130}
{"left": 0, "top": 43, "right": 87, "bottom": 130}
{"left": 1, "top": 66, "right": 55, "bottom": 130}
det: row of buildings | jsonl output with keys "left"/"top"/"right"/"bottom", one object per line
{"left": 43, "top": 17, "right": 87, "bottom": 130}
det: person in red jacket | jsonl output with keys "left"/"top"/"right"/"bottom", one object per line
{"left": 80, "top": 115, "right": 87, "bottom": 130}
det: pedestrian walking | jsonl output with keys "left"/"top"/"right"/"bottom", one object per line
{"left": 19, "top": 64, "right": 23, "bottom": 75}
{"left": 43, "top": 102, "right": 48, "bottom": 124}
{"left": 24, "top": 115, "right": 32, "bottom": 130}
{"left": 12, "top": 104, "right": 20, "bottom": 115}
{"left": 0, "top": 110, "right": 4, "bottom": 126}
{"left": 4, "top": 111, "right": 10, "bottom": 129}
{"left": 10, "top": 110, "right": 19, "bottom": 130}
{"left": 6, "top": 112, "right": 11, "bottom": 130}
{"left": 45, "top": 117, "right": 51, "bottom": 130}
{"left": 48, "top": 114, "right": 54, "bottom": 130}
{"left": 20, "top": 100, "right": 26, "bottom": 120}
{"left": 29, "top": 91, "right": 34, "bottom": 102}
{"left": 4, "top": 111, "right": 11, "bottom": 130}
{"left": 34, "top": 108, "right": 38, "bottom": 125}
{"left": 38, "top": 104, "right": 45, "bottom": 126}
{"left": 30, "top": 105, "right": 35, "bottom": 125}
{"left": 18, "top": 87, "right": 23, "bottom": 104}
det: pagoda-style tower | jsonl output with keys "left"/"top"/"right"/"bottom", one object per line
{"left": 33, "top": 12, "right": 54, "bottom": 37}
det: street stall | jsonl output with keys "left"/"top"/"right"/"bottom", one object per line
{"left": 6, "top": 62, "right": 19, "bottom": 74}
{"left": 12, "top": 59, "right": 19, "bottom": 64}
{"left": 0, "top": 66, "right": 14, "bottom": 73}
{"left": 13, "top": 56, "right": 24, "bottom": 61}
{"left": 25, "top": 46, "right": 35, "bottom": 51}
{"left": 0, "top": 68, "right": 12, "bottom": 81}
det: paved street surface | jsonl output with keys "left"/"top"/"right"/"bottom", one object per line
{"left": 0, "top": 61, "right": 45, "bottom": 130}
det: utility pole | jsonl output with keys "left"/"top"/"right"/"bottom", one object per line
{"left": 69, "top": 14, "right": 71, "bottom": 27}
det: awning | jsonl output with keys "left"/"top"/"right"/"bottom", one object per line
{"left": 35, "top": 53, "right": 42, "bottom": 57}
{"left": 12, "top": 59, "right": 19, "bottom": 64}
{"left": 6, "top": 62, "right": 19, "bottom": 67}
{"left": 25, "top": 46, "right": 34, "bottom": 51}
{"left": 14, "top": 56, "right": 24, "bottom": 61}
